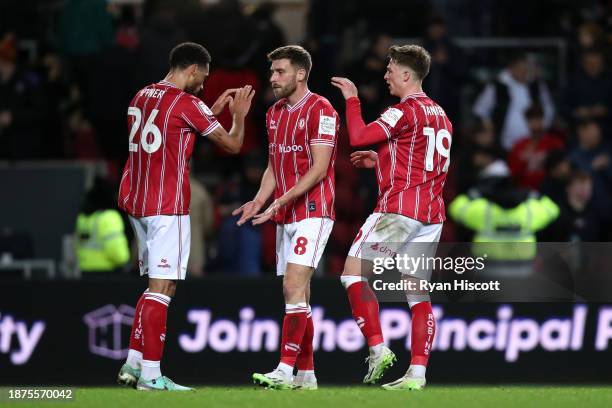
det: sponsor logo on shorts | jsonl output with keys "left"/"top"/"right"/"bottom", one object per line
{"left": 369, "top": 243, "right": 397, "bottom": 258}
{"left": 157, "top": 258, "right": 171, "bottom": 268}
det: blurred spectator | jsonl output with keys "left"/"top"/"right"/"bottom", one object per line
{"left": 540, "top": 170, "right": 610, "bottom": 241}
{"left": 508, "top": 105, "right": 564, "bottom": 189}
{"left": 422, "top": 16, "right": 468, "bottom": 122}
{"left": 562, "top": 49, "right": 612, "bottom": 128}
{"left": 455, "top": 119, "right": 505, "bottom": 191}
{"left": 216, "top": 154, "right": 266, "bottom": 275}
{"left": 137, "top": 2, "right": 186, "bottom": 87}
{"left": 569, "top": 21, "right": 609, "bottom": 72}
{"left": 76, "top": 177, "right": 130, "bottom": 275}
{"left": 345, "top": 32, "right": 394, "bottom": 121}
{"left": 246, "top": 2, "right": 286, "bottom": 79}
{"left": 568, "top": 119, "right": 612, "bottom": 206}
{"left": 38, "top": 48, "right": 74, "bottom": 159}
{"left": 0, "top": 33, "right": 45, "bottom": 159}
{"left": 59, "top": 0, "right": 114, "bottom": 117}
{"left": 65, "top": 106, "right": 102, "bottom": 160}
{"left": 473, "top": 53, "right": 555, "bottom": 150}
{"left": 540, "top": 149, "right": 572, "bottom": 203}
{"left": 188, "top": 177, "right": 215, "bottom": 277}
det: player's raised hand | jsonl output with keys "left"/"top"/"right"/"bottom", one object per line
{"left": 229, "top": 85, "right": 256, "bottom": 119}
{"left": 251, "top": 199, "right": 282, "bottom": 226}
{"left": 350, "top": 150, "right": 378, "bottom": 168}
{"left": 331, "top": 77, "right": 358, "bottom": 100}
{"left": 232, "top": 200, "right": 264, "bottom": 226}
{"left": 211, "top": 88, "right": 238, "bottom": 116}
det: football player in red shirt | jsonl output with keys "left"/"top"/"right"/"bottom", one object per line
{"left": 117, "top": 42, "right": 254, "bottom": 391}
{"left": 332, "top": 44, "right": 452, "bottom": 390}
{"left": 234, "top": 45, "right": 339, "bottom": 390}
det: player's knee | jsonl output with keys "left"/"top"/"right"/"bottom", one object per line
{"left": 342, "top": 256, "right": 364, "bottom": 277}
{"left": 148, "top": 278, "right": 177, "bottom": 297}
{"left": 282, "top": 280, "right": 302, "bottom": 300}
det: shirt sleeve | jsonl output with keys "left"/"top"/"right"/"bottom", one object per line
{"left": 180, "top": 96, "right": 221, "bottom": 136}
{"left": 308, "top": 101, "right": 339, "bottom": 148}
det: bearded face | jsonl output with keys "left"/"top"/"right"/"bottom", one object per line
{"left": 270, "top": 59, "right": 300, "bottom": 100}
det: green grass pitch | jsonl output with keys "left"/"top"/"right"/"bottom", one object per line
{"left": 4, "top": 386, "right": 612, "bottom": 408}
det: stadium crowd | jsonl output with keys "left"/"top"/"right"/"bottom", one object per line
{"left": 1, "top": 0, "right": 611, "bottom": 276}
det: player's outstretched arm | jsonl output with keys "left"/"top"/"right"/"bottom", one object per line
{"left": 252, "top": 145, "right": 333, "bottom": 225}
{"left": 207, "top": 85, "right": 256, "bottom": 153}
{"left": 232, "top": 159, "right": 276, "bottom": 226}
{"left": 331, "top": 77, "right": 388, "bottom": 147}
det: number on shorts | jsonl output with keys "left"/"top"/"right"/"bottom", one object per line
{"left": 294, "top": 236, "right": 308, "bottom": 255}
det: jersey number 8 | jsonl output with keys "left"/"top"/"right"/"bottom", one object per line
{"left": 128, "top": 107, "right": 162, "bottom": 154}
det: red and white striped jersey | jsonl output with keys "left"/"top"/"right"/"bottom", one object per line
{"left": 373, "top": 92, "right": 452, "bottom": 223}
{"left": 118, "top": 80, "right": 220, "bottom": 217}
{"left": 267, "top": 91, "right": 339, "bottom": 224}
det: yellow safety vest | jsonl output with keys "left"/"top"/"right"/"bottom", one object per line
{"left": 76, "top": 210, "right": 130, "bottom": 272}
{"left": 449, "top": 194, "right": 559, "bottom": 261}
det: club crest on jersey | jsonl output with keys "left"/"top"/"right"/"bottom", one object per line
{"left": 269, "top": 120, "right": 277, "bottom": 129}
{"left": 308, "top": 201, "right": 316, "bottom": 211}
{"left": 298, "top": 118, "right": 306, "bottom": 130}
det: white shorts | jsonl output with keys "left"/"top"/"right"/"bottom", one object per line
{"left": 129, "top": 215, "right": 190, "bottom": 280}
{"left": 276, "top": 217, "right": 334, "bottom": 276}
{"left": 349, "top": 212, "right": 442, "bottom": 278}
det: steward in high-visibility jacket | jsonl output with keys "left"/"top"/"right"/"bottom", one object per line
{"left": 449, "top": 164, "right": 559, "bottom": 262}
{"left": 76, "top": 177, "right": 130, "bottom": 273}
{"left": 76, "top": 209, "right": 130, "bottom": 272}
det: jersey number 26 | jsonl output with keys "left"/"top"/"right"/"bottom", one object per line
{"left": 128, "top": 107, "right": 162, "bottom": 154}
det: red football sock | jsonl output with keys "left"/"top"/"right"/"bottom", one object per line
{"left": 346, "top": 281, "right": 383, "bottom": 347}
{"left": 410, "top": 302, "right": 435, "bottom": 366}
{"left": 280, "top": 304, "right": 308, "bottom": 367}
{"left": 296, "top": 309, "right": 314, "bottom": 371}
{"left": 128, "top": 290, "right": 147, "bottom": 352}
{"left": 141, "top": 292, "right": 171, "bottom": 362}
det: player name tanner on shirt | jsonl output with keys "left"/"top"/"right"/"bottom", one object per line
{"left": 139, "top": 88, "right": 167, "bottom": 99}
{"left": 421, "top": 105, "right": 446, "bottom": 116}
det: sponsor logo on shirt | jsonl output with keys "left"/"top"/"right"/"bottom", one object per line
{"left": 318, "top": 115, "right": 336, "bottom": 135}
{"left": 269, "top": 143, "right": 304, "bottom": 153}
{"left": 198, "top": 101, "right": 213, "bottom": 116}
{"left": 380, "top": 107, "right": 403, "bottom": 127}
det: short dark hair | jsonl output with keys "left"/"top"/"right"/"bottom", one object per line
{"left": 169, "top": 42, "right": 211, "bottom": 70}
{"left": 267, "top": 45, "right": 312, "bottom": 78}
{"left": 388, "top": 45, "right": 431, "bottom": 81}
